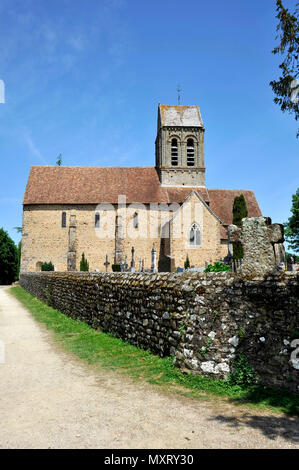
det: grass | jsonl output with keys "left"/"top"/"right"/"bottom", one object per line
{"left": 9, "top": 286, "right": 299, "bottom": 416}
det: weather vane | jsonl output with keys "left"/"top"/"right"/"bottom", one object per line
{"left": 177, "top": 85, "right": 182, "bottom": 105}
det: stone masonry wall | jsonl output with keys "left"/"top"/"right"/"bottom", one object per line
{"left": 19, "top": 271, "right": 299, "bottom": 393}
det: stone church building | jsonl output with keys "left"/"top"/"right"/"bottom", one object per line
{"left": 21, "top": 104, "right": 262, "bottom": 272}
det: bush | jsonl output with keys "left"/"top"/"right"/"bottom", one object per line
{"left": 41, "top": 261, "right": 54, "bottom": 271}
{"left": 80, "top": 253, "right": 89, "bottom": 272}
{"left": 204, "top": 261, "right": 231, "bottom": 272}
{"left": 0, "top": 228, "right": 18, "bottom": 284}
{"left": 228, "top": 354, "right": 257, "bottom": 387}
{"left": 112, "top": 264, "right": 121, "bottom": 272}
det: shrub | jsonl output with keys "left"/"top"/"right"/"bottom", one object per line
{"left": 80, "top": 253, "right": 89, "bottom": 272}
{"left": 112, "top": 264, "right": 121, "bottom": 272}
{"left": 184, "top": 254, "right": 190, "bottom": 269}
{"left": 204, "top": 261, "right": 231, "bottom": 272}
{"left": 0, "top": 228, "right": 18, "bottom": 284}
{"left": 228, "top": 354, "right": 257, "bottom": 387}
{"left": 41, "top": 261, "right": 54, "bottom": 271}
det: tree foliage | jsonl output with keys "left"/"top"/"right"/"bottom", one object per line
{"left": 56, "top": 153, "right": 62, "bottom": 166}
{"left": 41, "top": 261, "right": 54, "bottom": 271}
{"left": 0, "top": 228, "right": 18, "bottom": 284}
{"left": 284, "top": 187, "right": 299, "bottom": 252}
{"left": 80, "top": 252, "right": 89, "bottom": 271}
{"left": 270, "top": 0, "right": 299, "bottom": 137}
{"left": 232, "top": 194, "right": 248, "bottom": 260}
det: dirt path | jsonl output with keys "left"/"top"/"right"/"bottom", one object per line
{"left": 0, "top": 286, "right": 298, "bottom": 449}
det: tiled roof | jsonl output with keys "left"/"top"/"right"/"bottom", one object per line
{"left": 23, "top": 166, "right": 262, "bottom": 239}
{"left": 207, "top": 189, "right": 262, "bottom": 226}
{"left": 159, "top": 105, "right": 204, "bottom": 128}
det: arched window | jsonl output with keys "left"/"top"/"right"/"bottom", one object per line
{"left": 189, "top": 223, "right": 201, "bottom": 246}
{"left": 133, "top": 211, "right": 138, "bottom": 229}
{"left": 61, "top": 212, "right": 66, "bottom": 228}
{"left": 171, "top": 138, "right": 178, "bottom": 166}
{"left": 95, "top": 212, "right": 100, "bottom": 228}
{"left": 187, "top": 138, "right": 195, "bottom": 166}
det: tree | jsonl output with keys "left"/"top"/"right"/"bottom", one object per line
{"left": 0, "top": 228, "right": 18, "bottom": 284}
{"left": 80, "top": 252, "right": 89, "bottom": 271}
{"left": 270, "top": 0, "right": 299, "bottom": 137}
{"left": 232, "top": 194, "right": 248, "bottom": 260}
{"left": 16, "top": 241, "right": 21, "bottom": 279}
{"left": 13, "top": 226, "right": 22, "bottom": 279}
{"left": 56, "top": 153, "right": 62, "bottom": 166}
{"left": 284, "top": 187, "right": 299, "bottom": 252}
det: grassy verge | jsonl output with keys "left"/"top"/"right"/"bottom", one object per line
{"left": 9, "top": 286, "right": 299, "bottom": 416}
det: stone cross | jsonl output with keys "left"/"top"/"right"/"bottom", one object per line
{"left": 114, "top": 214, "right": 123, "bottom": 264}
{"left": 124, "top": 255, "right": 128, "bottom": 272}
{"left": 104, "top": 254, "right": 110, "bottom": 273}
{"left": 151, "top": 246, "right": 158, "bottom": 273}
{"left": 130, "top": 247, "right": 135, "bottom": 273}
{"left": 228, "top": 216, "right": 285, "bottom": 278}
{"left": 67, "top": 213, "right": 76, "bottom": 271}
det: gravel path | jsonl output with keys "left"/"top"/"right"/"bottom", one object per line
{"left": 0, "top": 285, "right": 298, "bottom": 449}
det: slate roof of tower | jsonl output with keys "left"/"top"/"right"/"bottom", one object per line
{"left": 23, "top": 166, "right": 262, "bottom": 239}
{"left": 159, "top": 105, "right": 204, "bottom": 128}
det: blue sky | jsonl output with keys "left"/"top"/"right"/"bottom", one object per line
{"left": 0, "top": 0, "right": 298, "bottom": 248}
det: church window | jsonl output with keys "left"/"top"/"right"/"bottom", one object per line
{"left": 187, "top": 138, "right": 195, "bottom": 166}
{"left": 171, "top": 138, "right": 178, "bottom": 166}
{"left": 133, "top": 212, "right": 138, "bottom": 229}
{"left": 189, "top": 223, "right": 201, "bottom": 246}
{"left": 95, "top": 212, "right": 100, "bottom": 228}
{"left": 61, "top": 212, "right": 66, "bottom": 228}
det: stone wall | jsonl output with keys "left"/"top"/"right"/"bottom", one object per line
{"left": 19, "top": 271, "right": 299, "bottom": 392}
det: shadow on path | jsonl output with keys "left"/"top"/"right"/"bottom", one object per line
{"left": 209, "top": 413, "right": 299, "bottom": 443}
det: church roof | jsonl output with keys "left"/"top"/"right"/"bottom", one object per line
{"left": 159, "top": 104, "right": 204, "bottom": 128}
{"left": 23, "top": 166, "right": 262, "bottom": 238}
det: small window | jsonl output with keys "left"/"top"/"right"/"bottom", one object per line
{"left": 61, "top": 212, "right": 66, "bottom": 228}
{"left": 189, "top": 223, "right": 201, "bottom": 246}
{"left": 171, "top": 138, "right": 178, "bottom": 166}
{"left": 133, "top": 212, "right": 138, "bottom": 229}
{"left": 187, "top": 138, "right": 195, "bottom": 166}
{"left": 95, "top": 212, "right": 100, "bottom": 228}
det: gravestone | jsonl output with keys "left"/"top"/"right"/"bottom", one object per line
{"left": 228, "top": 216, "right": 285, "bottom": 278}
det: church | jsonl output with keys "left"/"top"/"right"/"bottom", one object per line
{"left": 21, "top": 104, "right": 262, "bottom": 273}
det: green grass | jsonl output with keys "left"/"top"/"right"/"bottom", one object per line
{"left": 9, "top": 286, "right": 299, "bottom": 416}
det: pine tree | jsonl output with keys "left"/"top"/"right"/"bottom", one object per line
{"left": 184, "top": 254, "right": 190, "bottom": 270}
{"left": 80, "top": 252, "right": 89, "bottom": 271}
{"left": 232, "top": 194, "right": 248, "bottom": 260}
{"left": 284, "top": 187, "right": 299, "bottom": 252}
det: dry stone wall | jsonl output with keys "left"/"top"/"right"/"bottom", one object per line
{"left": 19, "top": 271, "right": 299, "bottom": 392}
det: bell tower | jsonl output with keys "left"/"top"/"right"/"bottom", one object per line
{"left": 155, "top": 104, "right": 205, "bottom": 187}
